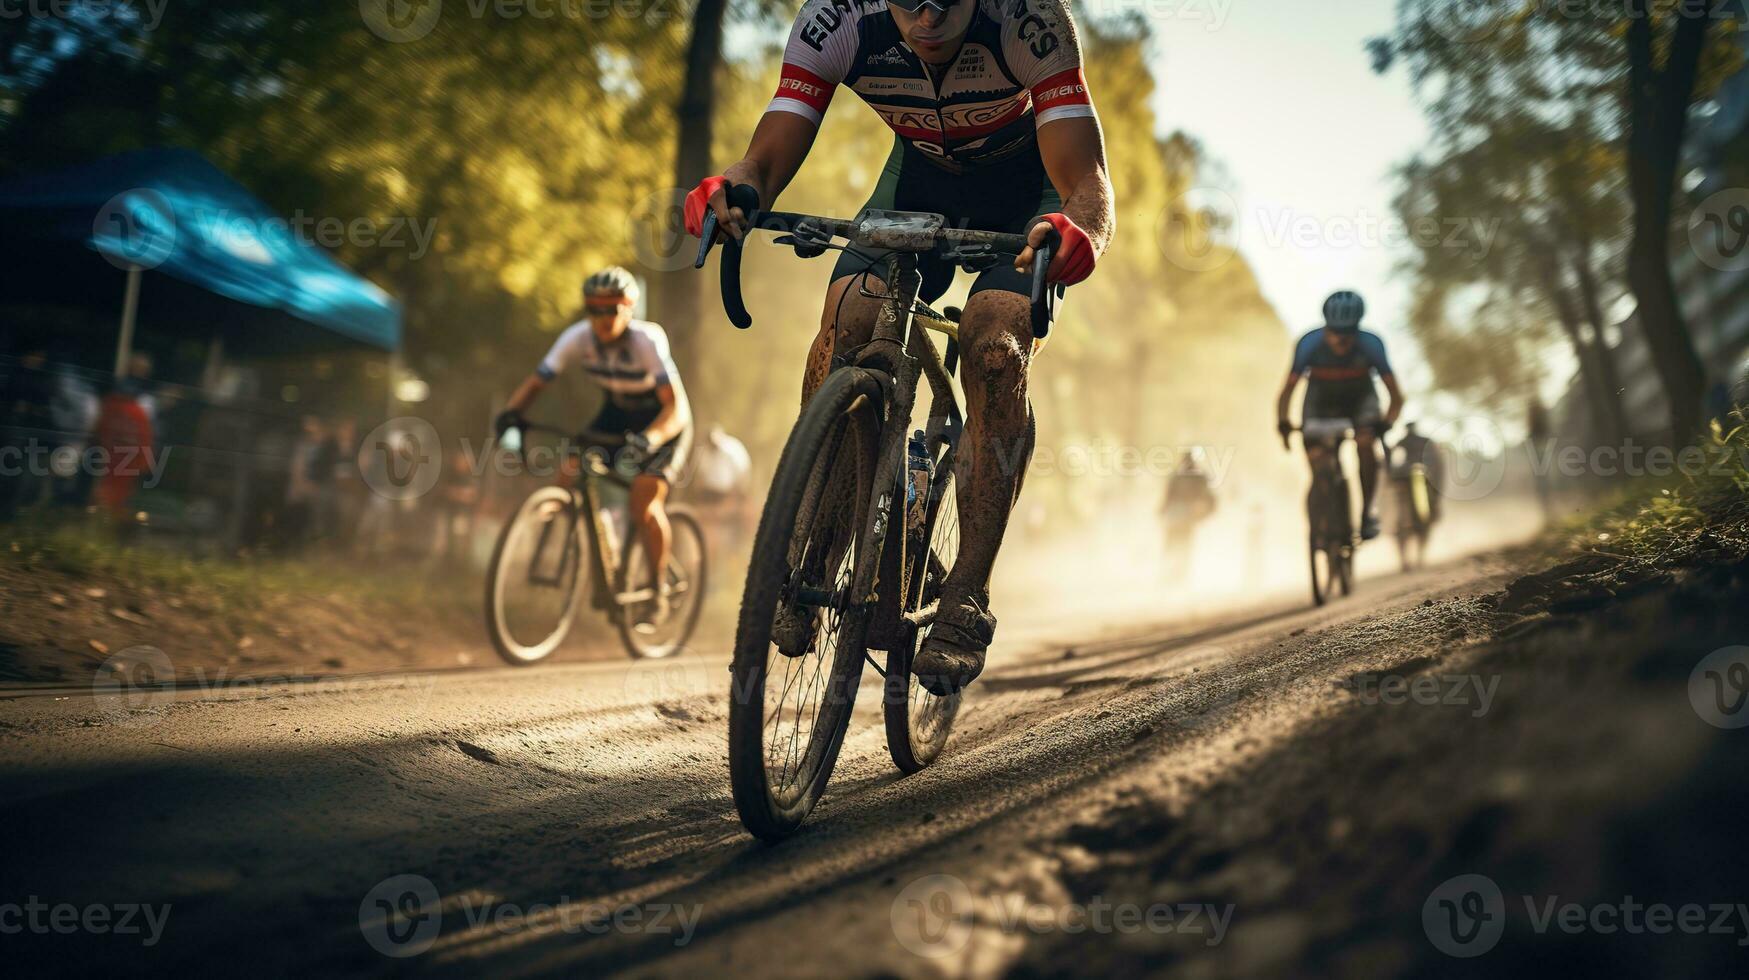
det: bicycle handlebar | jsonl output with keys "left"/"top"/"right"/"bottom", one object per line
{"left": 693, "top": 183, "right": 1060, "bottom": 339}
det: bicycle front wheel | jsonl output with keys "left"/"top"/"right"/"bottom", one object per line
{"left": 729, "top": 368, "right": 882, "bottom": 841}
{"left": 885, "top": 465, "right": 963, "bottom": 774}
{"left": 616, "top": 508, "right": 708, "bottom": 659}
{"left": 485, "top": 486, "right": 586, "bottom": 665}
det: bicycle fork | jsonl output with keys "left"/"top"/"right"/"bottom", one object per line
{"left": 849, "top": 255, "right": 925, "bottom": 609}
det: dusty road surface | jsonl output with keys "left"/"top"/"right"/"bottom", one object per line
{"left": 5, "top": 545, "right": 1748, "bottom": 978}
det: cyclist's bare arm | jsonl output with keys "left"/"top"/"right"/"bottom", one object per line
{"left": 645, "top": 382, "right": 691, "bottom": 447}
{"left": 1018, "top": 115, "right": 1115, "bottom": 273}
{"left": 1276, "top": 371, "right": 1303, "bottom": 424}
{"left": 505, "top": 373, "right": 547, "bottom": 414}
{"left": 708, "top": 113, "right": 820, "bottom": 240}
{"left": 1381, "top": 373, "right": 1405, "bottom": 426}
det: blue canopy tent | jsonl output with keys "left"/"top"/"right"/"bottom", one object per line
{"left": 0, "top": 147, "right": 401, "bottom": 373}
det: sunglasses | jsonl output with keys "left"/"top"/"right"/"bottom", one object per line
{"left": 585, "top": 304, "right": 624, "bottom": 317}
{"left": 886, "top": 0, "right": 962, "bottom": 14}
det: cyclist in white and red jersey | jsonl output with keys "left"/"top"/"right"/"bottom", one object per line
{"left": 497, "top": 267, "right": 693, "bottom": 627}
{"left": 684, "top": 0, "right": 1116, "bottom": 694}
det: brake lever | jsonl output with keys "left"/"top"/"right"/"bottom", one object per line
{"left": 692, "top": 184, "right": 761, "bottom": 329}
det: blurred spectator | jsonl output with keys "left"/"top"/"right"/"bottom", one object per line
{"left": 1528, "top": 398, "right": 1554, "bottom": 522}
{"left": 1160, "top": 450, "right": 1217, "bottom": 584}
{"left": 331, "top": 417, "right": 364, "bottom": 542}
{"left": 690, "top": 423, "right": 754, "bottom": 556}
{"left": 284, "top": 415, "right": 330, "bottom": 548}
{"left": 91, "top": 376, "right": 155, "bottom": 524}
{"left": 47, "top": 354, "right": 100, "bottom": 506}
{"left": 1, "top": 344, "right": 56, "bottom": 518}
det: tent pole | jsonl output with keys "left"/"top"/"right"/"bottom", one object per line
{"left": 386, "top": 349, "right": 401, "bottom": 420}
{"left": 115, "top": 264, "right": 142, "bottom": 379}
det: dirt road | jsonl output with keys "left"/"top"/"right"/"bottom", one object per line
{"left": 4, "top": 544, "right": 1747, "bottom": 978}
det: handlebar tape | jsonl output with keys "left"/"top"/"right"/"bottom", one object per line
{"left": 719, "top": 184, "right": 761, "bottom": 330}
{"left": 1030, "top": 227, "right": 1061, "bottom": 340}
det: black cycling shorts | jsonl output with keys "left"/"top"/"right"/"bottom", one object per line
{"left": 830, "top": 138, "right": 1063, "bottom": 303}
{"left": 587, "top": 402, "right": 691, "bottom": 485}
{"left": 1303, "top": 385, "right": 1382, "bottom": 426}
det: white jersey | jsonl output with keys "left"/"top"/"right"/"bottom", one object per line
{"left": 536, "top": 319, "right": 680, "bottom": 414}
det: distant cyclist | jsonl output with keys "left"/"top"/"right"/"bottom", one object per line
{"left": 495, "top": 267, "right": 693, "bottom": 624}
{"left": 1160, "top": 450, "right": 1216, "bottom": 583}
{"left": 1275, "top": 290, "right": 1404, "bottom": 540}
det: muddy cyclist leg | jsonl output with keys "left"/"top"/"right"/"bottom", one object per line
{"left": 940, "top": 290, "right": 1033, "bottom": 604}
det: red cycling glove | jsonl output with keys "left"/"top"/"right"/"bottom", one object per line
{"left": 684, "top": 175, "right": 729, "bottom": 239}
{"left": 1035, "top": 212, "right": 1095, "bottom": 285}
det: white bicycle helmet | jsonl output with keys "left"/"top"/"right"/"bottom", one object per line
{"left": 583, "top": 265, "right": 640, "bottom": 304}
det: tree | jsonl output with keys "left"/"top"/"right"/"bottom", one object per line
{"left": 1376, "top": 0, "right": 1741, "bottom": 444}
{"left": 1623, "top": 0, "right": 1715, "bottom": 443}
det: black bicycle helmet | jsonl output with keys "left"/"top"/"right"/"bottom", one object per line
{"left": 1322, "top": 290, "right": 1366, "bottom": 332}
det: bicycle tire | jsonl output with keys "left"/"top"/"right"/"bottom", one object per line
{"left": 729, "top": 368, "right": 882, "bottom": 841}
{"left": 615, "top": 507, "right": 708, "bottom": 660}
{"left": 485, "top": 486, "right": 586, "bottom": 665}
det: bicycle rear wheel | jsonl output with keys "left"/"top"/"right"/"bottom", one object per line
{"left": 485, "top": 486, "right": 586, "bottom": 664}
{"left": 885, "top": 464, "right": 963, "bottom": 774}
{"left": 729, "top": 368, "right": 882, "bottom": 841}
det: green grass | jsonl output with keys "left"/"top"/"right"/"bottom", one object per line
{"left": 3, "top": 516, "right": 477, "bottom": 615}
{"left": 1543, "top": 418, "right": 1749, "bottom": 566}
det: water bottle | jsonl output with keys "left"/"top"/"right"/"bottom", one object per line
{"left": 906, "top": 432, "right": 932, "bottom": 534}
